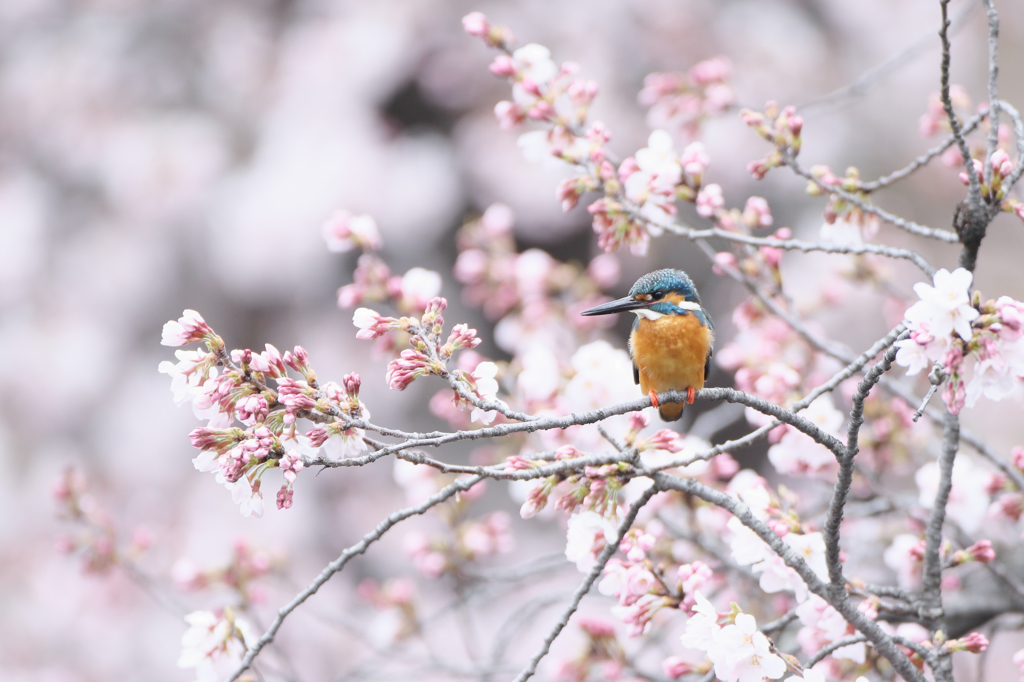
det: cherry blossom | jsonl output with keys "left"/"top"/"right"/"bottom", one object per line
{"left": 321, "top": 210, "right": 382, "bottom": 252}
{"left": 178, "top": 609, "right": 257, "bottom": 682}
{"left": 707, "top": 613, "right": 787, "bottom": 682}
{"left": 565, "top": 510, "right": 617, "bottom": 572}
{"left": 904, "top": 268, "right": 978, "bottom": 341}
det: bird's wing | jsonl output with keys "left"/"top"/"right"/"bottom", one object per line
{"left": 631, "top": 316, "right": 640, "bottom": 385}
{"left": 703, "top": 308, "right": 714, "bottom": 382}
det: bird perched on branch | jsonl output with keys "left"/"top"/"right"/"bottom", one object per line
{"left": 580, "top": 269, "right": 714, "bottom": 421}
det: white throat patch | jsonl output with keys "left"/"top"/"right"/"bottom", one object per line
{"left": 632, "top": 309, "right": 666, "bottom": 321}
{"left": 631, "top": 300, "right": 701, "bottom": 321}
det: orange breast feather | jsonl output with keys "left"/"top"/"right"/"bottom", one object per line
{"left": 630, "top": 313, "right": 713, "bottom": 420}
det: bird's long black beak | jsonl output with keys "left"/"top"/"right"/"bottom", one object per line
{"left": 579, "top": 296, "right": 651, "bottom": 316}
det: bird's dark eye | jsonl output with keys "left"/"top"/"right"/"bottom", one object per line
{"left": 651, "top": 290, "right": 664, "bottom": 299}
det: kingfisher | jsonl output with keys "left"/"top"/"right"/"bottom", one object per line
{"left": 580, "top": 269, "right": 714, "bottom": 421}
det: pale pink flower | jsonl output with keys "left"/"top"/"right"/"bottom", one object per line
{"left": 470, "top": 360, "right": 500, "bottom": 424}
{"left": 461, "top": 11, "right": 489, "bottom": 38}
{"left": 321, "top": 210, "right": 382, "bottom": 252}
{"left": 680, "top": 590, "right": 720, "bottom": 651}
{"left": 565, "top": 510, "right": 617, "bottom": 572}
{"left": 400, "top": 268, "right": 443, "bottom": 311}
{"left": 708, "top": 613, "right": 787, "bottom": 682}
{"left": 916, "top": 456, "right": 991, "bottom": 533}
{"left": 696, "top": 183, "right": 724, "bottom": 218}
{"left": 742, "top": 196, "right": 772, "bottom": 228}
{"left": 352, "top": 307, "right": 395, "bottom": 340}
{"left": 228, "top": 476, "right": 264, "bottom": 518}
{"left": 178, "top": 609, "right": 256, "bottom": 681}
{"left": 162, "top": 309, "right": 212, "bottom": 346}
{"left": 904, "top": 267, "right": 979, "bottom": 341}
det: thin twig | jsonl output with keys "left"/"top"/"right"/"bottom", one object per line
{"left": 824, "top": 342, "right": 901, "bottom": 599}
{"left": 225, "top": 475, "right": 486, "bottom": 682}
{"left": 650, "top": 471, "right": 927, "bottom": 682}
{"left": 921, "top": 411, "right": 959, "bottom": 632}
{"left": 861, "top": 111, "right": 987, "bottom": 192}
{"left": 510, "top": 486, "right": 659, "bottom": 682}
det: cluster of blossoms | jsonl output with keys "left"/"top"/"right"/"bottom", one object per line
{"left": 53, "top": 467, "right": 152, "bottom": 575}
{"left": 172, "top": 538, "right": 276, "bottom": 605}
{"left": 178, "top": 608, "right": 257, "bottom": 682}
{"left": 895, "top": 267, "right": 1024, "bottom": 414}
{"left": 466, "top": 13, "right": 751, "bottom": 257}
{"left": 160, "top": 309, "right": 373, "bottom": 515}
{"left": 355, "top": 578, "right": 419, "bottom": 645}
{"left": 962, "top": 148, "right": 1024, "bottom": 223}
{"left": 393, "top": 461, "right": 514, "bottom": 579}
{"left": 638, "top": 57, "right": 734, "bottom": 140}
{"left": 353, "top": 296, "right": 499, "bottom": 421}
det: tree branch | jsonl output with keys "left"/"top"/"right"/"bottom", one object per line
{"left": 510, "top": 485, "right": 659, "bottom": 682}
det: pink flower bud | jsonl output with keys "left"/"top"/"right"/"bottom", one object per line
{"left": 161, "top": 309, "right": 213, "bottom": 347}
{"left": 966, "top": 539, "right": 996, "bottom": 563}
{"left": 343, "top": 372, "right": 361, "bottom": 396}
{"left": 628, "top": 411, "right": 649, "bottom": 432}
{"left": 488, "top": 55, "right": 516, "bottom": 77}
{"left": 959, "top": 158, "right": 984, "bottom": 185}
{"left": 948, "top": 632, "right": 989, "bottom": 653}
{"left": 788, "top": 115, "right": 803, "bottom": 136}
{"left": 577, "top": 616, "right": 616, "bottom": 638}
{"left": 742, "top": 196, "right": 772, "bottom": 228}
{"left": 461, "top": 12, "right": 489, "bottom": 38}
{"left": 662, "top": 656, "right": 694, "bottom": 679}
{"left": 494, "top": 100, "right": 524, "bottom": 129}
{"left": 528, "top": 101, "right": 556, "bottom": 121}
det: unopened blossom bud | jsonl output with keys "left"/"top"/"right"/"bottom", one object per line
{"left": 990, "top": 149, "right": 1012, "bottom": 179}
{"left": 343, "top": 372, "right": 361, "bottom": 397}
{"left": 567, "top": 79, "right": 598, "bottom": 106}
{"left": 236, "top": 394, "right": 269, "bottom": 424}
{"left": 628, "top": 411, "right": 649, "bottom": 432}
{"left": 386, "top": 349, "right": 432, "bottom": 390}
{"left": 965, "top": 539, "right": 995, "bottom": 564}
{"left": 278, "top": 450, "right": 304, "bottom": 483}
{"left": 788, "top": 115, "right": 804, "bottom": 136}
{"left": 306, "top": 426, "right": 331, "bottom": 447}
{"left": 276, "top": 486, "right": 294, "bottom": 510}
{"left": 695, "top": 184, "right": 724, "bottom": 218}
{"left": 946, "top": 632, "right": 989, "bottom": 654}
{"left": 991, "top": 492, "right": 1024, "bottom": 521}
{"left": 189, "top": 427, "right": 246, "bottom": 454}
{"left": 494, "top": 100, "right": 524, "bottom": 129}
{"left": 641, "top": 429, "right": 683, "bottom": 453}
{"left": 461, "top": 12, "right": 489, "bottom": 38}
{"left": 353, "top": 308, "right": 395, "bottom": 340}
{"left": 422, "top": 296, "right": 447, "bottom": 323}
{"left": 322, "top": 210, "right": 382, "bottom": 252}
{"left": 769, "top": 520, "right": 789, "bottom": 537}
{"left": 161, "top": 310, "right": 213, "bottom": 347}
{"left": 489, "top": 55, "right": 516, "bottom": 77}
{"left": 742, "top": 196, "right": 773, "bottom": 228}
{"left": 578, "top": 616, "right": 616, "bottom": 639}
{"left": 445, "top": 323, "right": 481, "bottom": 353}
{"left": 680, "top": 142, "right": 710, "bottom": 178}
{"left": 959, "top": 158, "right": 984, "bottom": 185}
{"left": 908, "top": 539, "right": 926, "bottom": 562}
{"left": 662, "top": 656, "right": 694, "bottom": 679}
{"left": 505, "top": 455, "right": 535, "bottom": 470}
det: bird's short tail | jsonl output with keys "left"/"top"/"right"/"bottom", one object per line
{"left": 658, "top": 402, "right": 685, "bottom": 422}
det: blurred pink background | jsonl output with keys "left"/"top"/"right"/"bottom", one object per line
{"left": 2, "top": 0, "right": 1023, "bottom": 679}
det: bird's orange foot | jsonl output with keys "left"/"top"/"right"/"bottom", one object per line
{"left": 648, "top": 389, "right": 660, "bottom": 408}
{"left": 686, "top": 387, "right": 696, "bottom": 404}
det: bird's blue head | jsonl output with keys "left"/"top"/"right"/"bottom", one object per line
{"left": 579, "top": 269, "right": 708, "bottom": 324}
